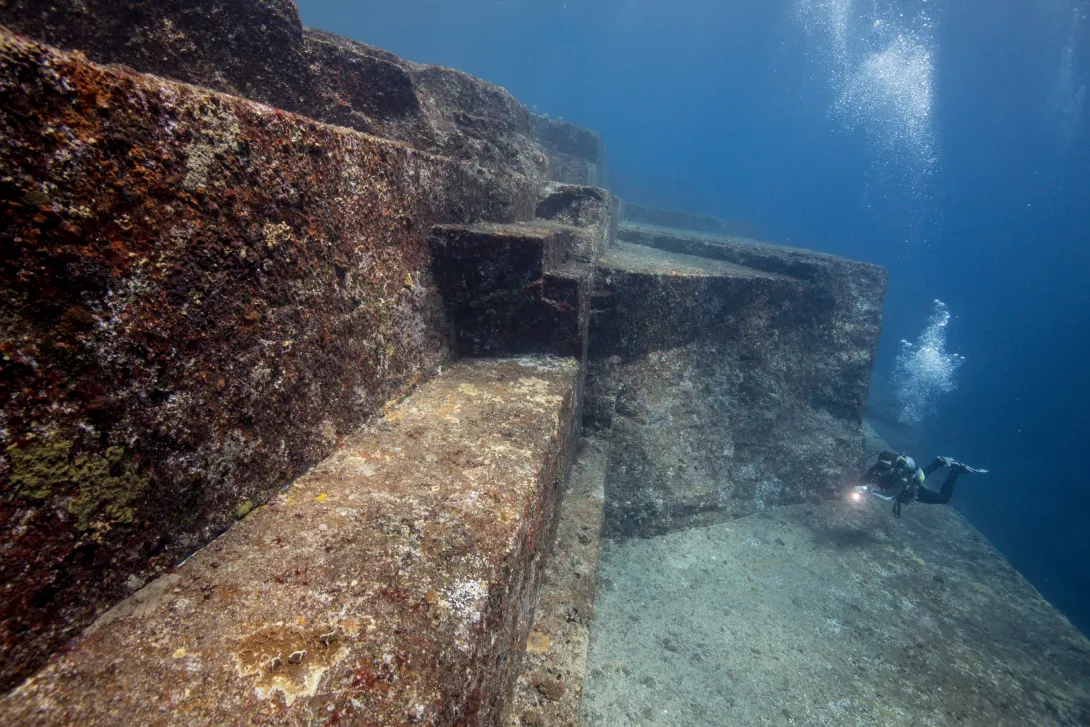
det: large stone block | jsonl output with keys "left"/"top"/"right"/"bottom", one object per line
{"left": 428, "top": 224, "right": 592, "bottom": 359}
{"left": 304, "top": 29, "right": 548, "bottom": 183}
{"left": 0, "top": 357, "right": 580, "bottom": 726}
{"left": 535, "top": 183, "right": 617, "bottom": 264}
{"left": 0, "top": 30, "right": 531, "bottom": 690}
{"left": 588, "top": 233, "right": 886, "bottom": 537}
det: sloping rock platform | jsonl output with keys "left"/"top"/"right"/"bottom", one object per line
{"left": 581, "top": 429, "right": 1090, "bottom": 727}
{"left": 586, "top": 228, "right": 886, "bottom": 537}
{"left": 0, "top": 356, "right": 579, "bottom": 726}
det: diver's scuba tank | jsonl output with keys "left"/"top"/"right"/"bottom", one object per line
{"left": 857, "top": 451, "right": 924, "bottom": 517}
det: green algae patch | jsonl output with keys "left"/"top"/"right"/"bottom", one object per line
{"left": 7, "top": 436, "right": 148, "bottom": 531}
{"left": 7, "top": 438, "right": 73, "bottom": 500}
{"left": 235, "top": 499, "right": 254, "bottom": 519}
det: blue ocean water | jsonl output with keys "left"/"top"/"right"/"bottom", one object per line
{"left": 296, "top": 0, "right": 1090, "bottom": 633}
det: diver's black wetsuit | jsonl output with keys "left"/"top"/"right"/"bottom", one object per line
{"left": 914, "top": 458, "right": 962, "bottom": 504}
{"left": 862, "top": 452, "right": 965, "bottom": 510}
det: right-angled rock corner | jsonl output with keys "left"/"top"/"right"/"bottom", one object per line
{"left": 586, "top": 220, "right": 887, "bottom": 537}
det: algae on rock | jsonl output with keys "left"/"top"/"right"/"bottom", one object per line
{"left": 8, "top": 435, "right": 148, "bottom": 531}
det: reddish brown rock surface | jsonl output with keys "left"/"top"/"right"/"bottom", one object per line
{"left": 0, "top": 29, "right": 535, "bottom": 690}
{"left": 0, "top": 1, "right": 551, "bottom": 184}
{"left": 0, "top": 356, "right": 579, "bottom": 726}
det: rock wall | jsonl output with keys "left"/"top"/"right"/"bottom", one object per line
{"left": 0, "top": 28, "right": 535, "bottom": 691}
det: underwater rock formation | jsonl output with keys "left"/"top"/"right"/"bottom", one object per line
{"left": 0, "top": 357, "right": 580, "bottom": 725}
{"left": 589, "top": 224, "right": 886, "bottom": 536}
{"left": 0, "top": 0, "right": 887, "bottom": 722}
{"left": 0, "top": 26, "right": 539, "bottom": 690}
{"left": 531, "top": 114, "right": 608, "bottom": 187}
{"left": 0, "top": 0, "right": 563, "bottom": 185}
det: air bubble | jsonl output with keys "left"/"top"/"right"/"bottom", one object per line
{"left": 892, "top": 299, "right": 963, "bottom": 425}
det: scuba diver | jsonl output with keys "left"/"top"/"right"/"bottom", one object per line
{"left": 854, "top": 452, "right": 987, "bottom": 517}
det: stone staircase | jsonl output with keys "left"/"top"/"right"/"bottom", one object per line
{"left": 0, "top": 5, "right": 890, "bottom": 726}
{"left": 0, "top": 23, "right": 613, "bottom": 725}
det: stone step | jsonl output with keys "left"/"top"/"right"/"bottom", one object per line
{"left": 429, "top": 224, "right": 593, "bottom": 359}
{"left": 534, "top": 183, "right": 618, "bottom": 263}
{"left": 617, "top": 221, "right": 864, "bottom": 283}
{"left": 0, "top": 357, "right": 580, "bottom": 726}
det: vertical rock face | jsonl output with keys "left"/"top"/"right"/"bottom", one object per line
{"left": 587, "top": 228, "right": 886, "bottom": 537}
{"left": 531, "top": 115, "right": 607, "bottom": 186}
{"left": 0, "top": 30, "right": 532, "bottom": 691}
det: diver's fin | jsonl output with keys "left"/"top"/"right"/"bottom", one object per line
{"left": 939, "top": 456, "right": 987, "bottom": 474}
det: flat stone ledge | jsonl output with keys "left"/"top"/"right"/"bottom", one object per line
{"left": 617, "top": 221, "right": 883, "bottom": 283}
{"left": 620, "top": 204, "right": 763, "bottom": 239}
{"left": 0, "top": 357, "right": 580, "bottom": 726}
{"left": 600, "top": 240, "right": 793, "bottom": 281}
